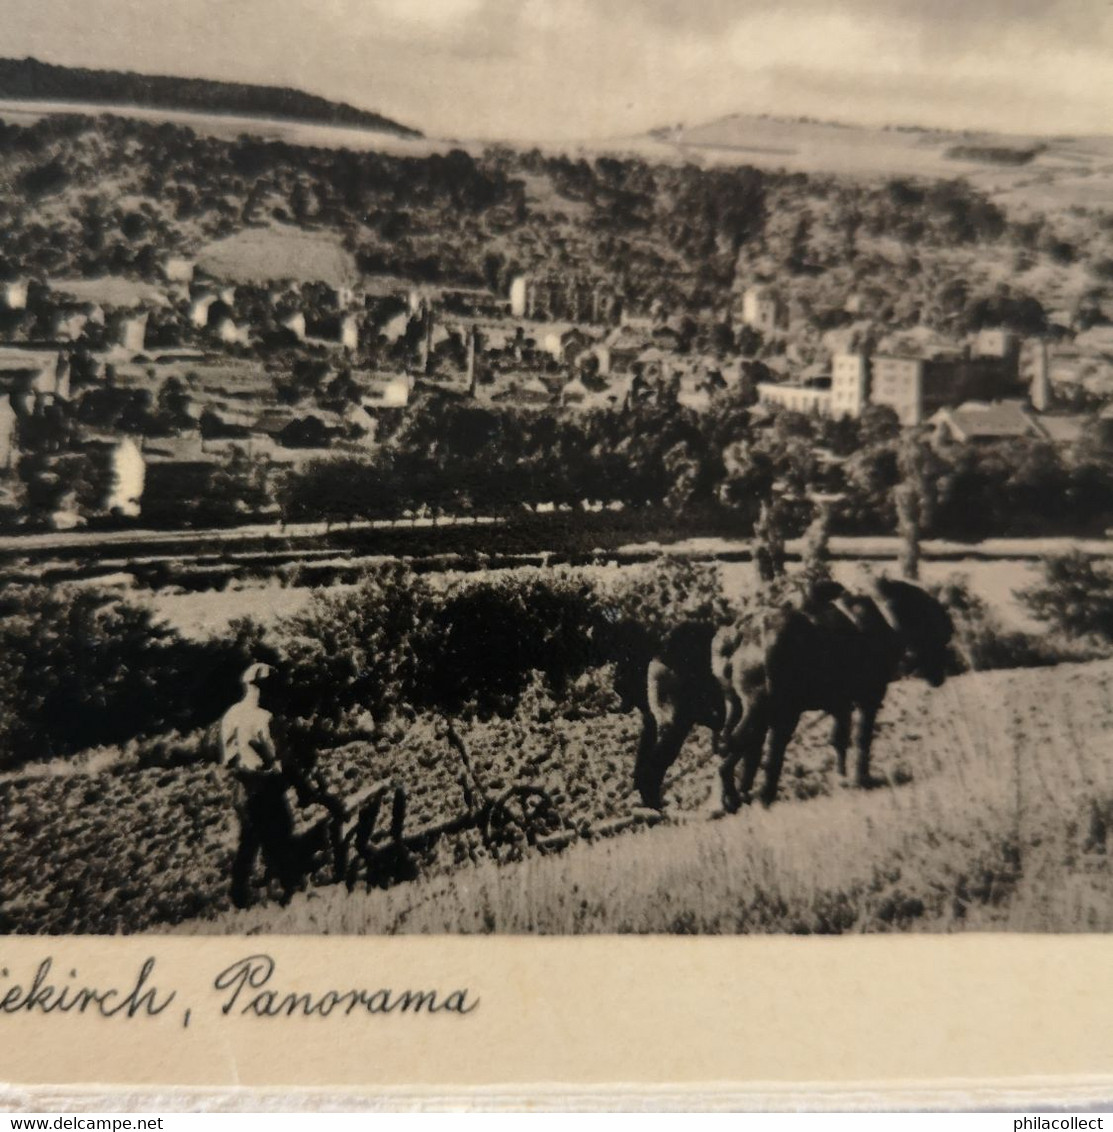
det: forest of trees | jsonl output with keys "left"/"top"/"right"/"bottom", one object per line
{"left": 3, "top": 110, "right": 1105, "bottom": 331}
{"left": 0, "top": 56, "right": 421, "bottom": 136}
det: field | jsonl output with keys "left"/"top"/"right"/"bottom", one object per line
{"left": 186, "top": 659, "right": 1113, "bottom": 936}
{"left": 195, "top": 224, "right": 359, "bottom": 287}
{"left": 137, "top": 555, "right": 1049, "bottom": 642}
{"left": 589, "top": 115, "right": 1113, "bottom": 216}
{"left": 0, "top": 701, "right": 685, "bottom": 934}
{"left": 5, "top": 642, "right": 1113, "bottom": 936}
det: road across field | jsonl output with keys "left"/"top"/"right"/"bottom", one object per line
{"left": 0, "top": 514, "right": 502, "bottom": 563}
{"left": 646, "top": 533, "right": 1113, "bottom": 562}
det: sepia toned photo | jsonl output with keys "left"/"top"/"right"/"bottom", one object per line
{"left": 2, "top": 0, "right": 1113, "bottom": 949}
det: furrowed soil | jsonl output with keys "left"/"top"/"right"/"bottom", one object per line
{"left": 6, "top": 659, "right": 1113, "bottom": 935}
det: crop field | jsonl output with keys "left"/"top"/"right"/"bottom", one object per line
{"left": 0, "top": 701, "right": 704, "bottom": 934}
{"left": 6, "top": 644, "right": 1113, "bottom": 936}
{"left": 191, "top": 659, "right": 1113, "bottom": 936}
{"left": 4, "top": 540, "right": 1100, "bottom": 938}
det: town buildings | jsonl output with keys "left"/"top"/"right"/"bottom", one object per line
{"left": 0, "top": 223, "right": 1110, "bottom": 535}
{"left": 163, "top": 257, "right": 195, "bottom": 286}
{"left": 868, "top": 354, "right": 926, "bottom": 425}
{"left": 738, "top": 285, "right": 783, "bottom": 336}
{"left": 831, "top": 353, "right": 869, "bottom": 418}
{"left": 1020, "top": 338, "right": 1053, "bottom": 412}
{"left": 508, "top": 273, "right": 619, "bottom": 325}
{"left": 0, "top": 280, "right": 29, "bottom": 312}
{"left": 930, "top": 400, "right": 1087, "bottom": 448}
{"left": 115, "top": 313, "right": 148, "bottom": 354}
{"left": 761, "top": 344, "right": 1025, "bottom": 425}
{"left": 105, "top": 437, "right": 146, "bottom": 517}
{"left": 0, "top": 397, "right": 17, "bottom": 470}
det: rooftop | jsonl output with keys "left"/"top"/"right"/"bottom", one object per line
{"left": 932, "top": 401, "right": 1044, "bottom": 441}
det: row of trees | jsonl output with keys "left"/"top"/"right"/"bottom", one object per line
{"left": 273, "top": 395, "right": 1113, "bottom": 542}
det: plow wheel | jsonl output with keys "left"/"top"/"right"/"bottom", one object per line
{"left": 482, "top": 785, "right": 564, "bottom": 864}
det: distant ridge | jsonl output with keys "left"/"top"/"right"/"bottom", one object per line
{"left": 0, "top": 56, "right": 423, "bottom": 139}
{"left": 632, "top": 110, "right": 1064, "bottom": 181}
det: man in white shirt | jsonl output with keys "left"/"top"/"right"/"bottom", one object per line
{"left": 219, "top": 663, "right": 347, "bottom": 909}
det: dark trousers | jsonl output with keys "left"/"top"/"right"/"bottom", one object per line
{"left": 231, "top": 776, "right": 328, "bottom": 909}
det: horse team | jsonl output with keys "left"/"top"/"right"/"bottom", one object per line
{"left": 608, "top": 575, "right": 956, "bottom": 814}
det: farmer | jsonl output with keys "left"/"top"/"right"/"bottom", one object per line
{"left": 219, "top": 663, "right": 347, "bottom": 909}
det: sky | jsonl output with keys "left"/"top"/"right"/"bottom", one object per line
{"left": 3, "top": 0, "right": 1113, "bottom": 141}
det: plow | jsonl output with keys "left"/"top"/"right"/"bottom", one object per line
{"left": 334, "top": 709, "right": 896, "bottom": 892}
{"left": 326, "top": 732, "right": 669, "bottom": 893}
{"left": 280, "top": 710, "right": 848, "bottom": 903}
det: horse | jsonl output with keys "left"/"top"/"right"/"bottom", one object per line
{"left": 634, "top": 620, "right": 726, "bottom": 809}
{"left": 587, "top": 608, "right": 724, "bottom": 807}
{"left": 632, "top": 578, "right": 954, "bottom": 813}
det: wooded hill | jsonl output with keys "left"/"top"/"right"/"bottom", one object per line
{"left": 0, "top": 56, "right": 422, "bottom": 138}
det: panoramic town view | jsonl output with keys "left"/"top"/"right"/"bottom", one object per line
{"left": 3, "top": 2, "right": 1113, "bottom": 937}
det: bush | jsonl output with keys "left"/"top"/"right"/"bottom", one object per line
{"left": 932, "top": 575, "right": 1096, "bottom": 672}
{"left": 1018, "top": 552, "right": 1113, "bottom": 642}
{"left": 597, "top": 556, "right": 734, "bottom": 638}
{"left": 271, "top": 562, "right": 429, "bottom": 730}
{"left": 0, "top": 587, "right": 269, "bottom": 768}
{"left": 413, "top": 570, "right": 600, "bottom": 719}
{"left": 0, "top": 563, "right": 726, "bottom": 768}
{"left": 272, "top": 563, "right": 603, "bottom": 730}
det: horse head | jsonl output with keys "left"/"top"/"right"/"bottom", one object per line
{"left": 873, "top": 577, "right": 954, "bottom": 688}
{"left": 587, "top": 606, "right": 655, "bottom": 714}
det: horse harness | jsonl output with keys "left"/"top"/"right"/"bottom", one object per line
{"left": 828, "top": 593, "right": 901, "bottom": 635}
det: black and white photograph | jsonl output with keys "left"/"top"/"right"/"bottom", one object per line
{"left": 2, "top": 0, "right": 1112, "bottom": 940}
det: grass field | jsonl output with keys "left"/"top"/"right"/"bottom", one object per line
{"left": 195, "top": 223, "right": 359, "bottom": 287}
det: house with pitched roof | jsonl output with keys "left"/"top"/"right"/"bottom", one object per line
{"left": 930, "top": 401, "right": 1046, "bottom": 445}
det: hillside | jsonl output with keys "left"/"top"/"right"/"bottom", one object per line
{"left": 0, "top": 56, "right": 422, "bottom": 139}
{"left": 635, "top": 113, "right": 1113, "bottom": 215}
{"left": 3, "top": 108, "right": 1110, "bottom": 320}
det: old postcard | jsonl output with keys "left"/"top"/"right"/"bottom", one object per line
{"left": 2, "top": 0, "right": 1113, "bottom": 1109}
